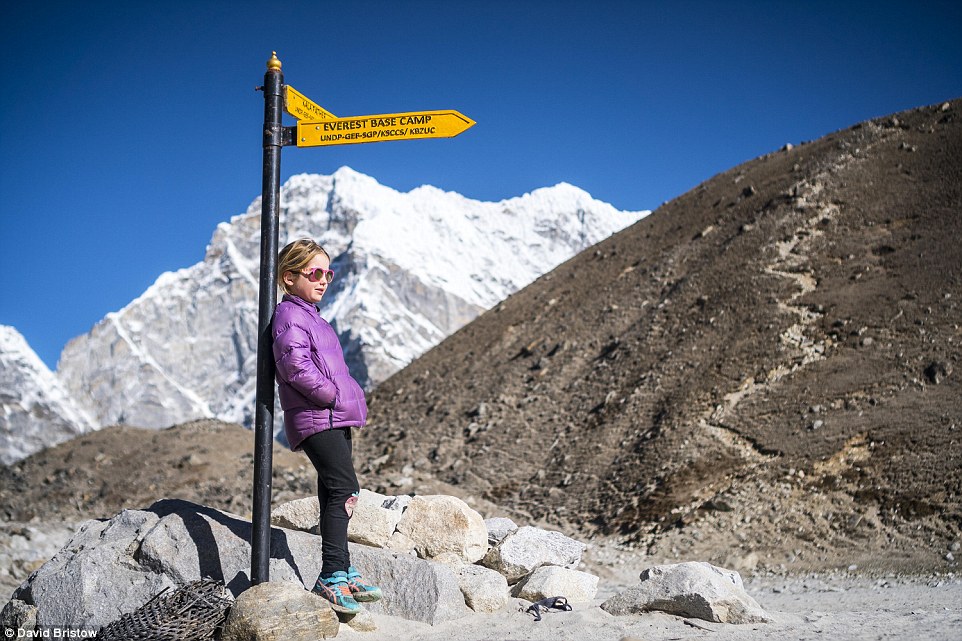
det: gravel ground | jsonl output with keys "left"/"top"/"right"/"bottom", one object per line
{"left": 333, "top": 573, "right": 962, "bottom": 641}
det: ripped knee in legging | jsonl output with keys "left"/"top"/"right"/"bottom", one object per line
{"left": 344, "top": 491, "right": 359, "bottom": 518}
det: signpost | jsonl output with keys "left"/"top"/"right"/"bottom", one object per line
{"left": 296, "top": 110, "right": 475, "bottom": 147}
{"left": 251, "top": 52, "right": 474, "bottom": 586}
{"left": 284, "top": 85, "right": 337, "bottom": 122}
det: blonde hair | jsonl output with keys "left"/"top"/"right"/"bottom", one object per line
{"left": 277, "top": 239, "right": 330, "bottom": 295}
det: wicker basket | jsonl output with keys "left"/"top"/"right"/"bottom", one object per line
{"left": 97, "top": 578, "right": 232, "bottom": 641}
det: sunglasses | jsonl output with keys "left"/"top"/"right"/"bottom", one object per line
{"left": 298, "top": 267, "right": 335, "bottom": 284}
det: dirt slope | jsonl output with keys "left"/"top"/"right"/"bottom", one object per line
{"left": 0, "top": 420, "right": 315, "bottom": 522}
{"left": 357, "top": 99, "right": 962, "bottom": 573}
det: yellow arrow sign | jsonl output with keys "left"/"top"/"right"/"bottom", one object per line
{"left": 296, "top": 110, "right": 475, "bottom": 147}
{"left": 284, "top": 85, "right": 337, "bottom": 121}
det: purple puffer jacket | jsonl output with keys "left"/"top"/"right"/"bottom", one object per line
{"left": 272, "top": 294, "right": 368, "bottom": 450}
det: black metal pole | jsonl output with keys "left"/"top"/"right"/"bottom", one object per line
{"left": 251, "top": 51, "right": 284, "bottom": 586}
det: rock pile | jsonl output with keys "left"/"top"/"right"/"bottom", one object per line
{"left": 2, "top": 494, "right": 769, "bottom": 637}
{"left": 272, "top": 489, "right": 595, "bottom": 609}
{"left": 2, "top": 494, "right": 598, "bottom": 635}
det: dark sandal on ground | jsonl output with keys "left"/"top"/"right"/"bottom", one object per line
{"left": 523, "top": 596, "right": 572, "bottom": 621}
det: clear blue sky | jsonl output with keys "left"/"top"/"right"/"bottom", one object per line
{"left": 1, "top": 0, "right": 960, "bottom": 370}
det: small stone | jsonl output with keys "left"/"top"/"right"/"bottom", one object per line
{"left": 923, "top": 361, "right": 952, "bottom": 384}
{"left": 468, "top": 402, "right": 488, "bottom": 418}
{"left": 946, "top": 552, "right": 955, "bottom": 562}
{"left": 346, "top": 609, "right": 378, "bottom": 632}
{"left": 950, "top": 542, "right": 960, "bottom": 552}
{"left": 0, "top": 599, "right": 37, "bottom": 633}
{"left": 484, "top": 517, "right": 518, "bottom": 546}
{"left": 382, "top": 495, "right": 413, "bottom": 512}
{"left": 701, "top": 499, "right": 733, "bottom": 512}
{"left": 848, "top": 564, "right": 858, "bottom": 572}
{"left": 722, "top": 552, "right": 759, "bottom": 574}
{"left": 432, "top": 551, "right": 468, "bottom": 566}
{"left": 379, "top": 531, "right": 414, "bottom": 556}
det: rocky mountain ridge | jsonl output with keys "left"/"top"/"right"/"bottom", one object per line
{"left": 0, "top": 326, "right": 95, "bottom": 465}
{"left": 56, "top": 168, "right": 644, "bottom": 432}
{"left": 1, "top": 169, "right": 644, "bottom": 462}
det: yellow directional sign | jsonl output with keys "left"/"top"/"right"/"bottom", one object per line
{"left": 296, "top": 110, "right": 475, "bottom": 147}
{"left": 284, "top": 85, "right": 337, "bottom": 121}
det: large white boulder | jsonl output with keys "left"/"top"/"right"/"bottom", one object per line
{"left": 395, "top": 495, "right": 488, "bottom": 563}
{"left": 11, "top": 511, "right": 175, "bottom": 630}
{"left": 600, "top": 561, "right": 772, "bottom": 623}
{"left": 514, "top": 565, "right": 598, "bottom": 603}
{"left": 270, "top": 496, "right": 319, "bottom": 533}
{"left": 481, "top": 525, "right": 586, "bottom": 582}
{"left": 348, "top": 489, "right": 404, "bottom": 547}
{"left": 356, "top": 550, "right": 471, "bottom": 624}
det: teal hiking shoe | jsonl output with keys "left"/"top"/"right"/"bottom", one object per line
{"left": 312, "top": 571, "right": 361, "bottom": 613}
{"left": 346, "top": 566, "right": 382, "bottom": 602}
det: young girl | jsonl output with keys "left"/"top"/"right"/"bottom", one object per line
{"left": 272, "top": 238, "right": 381, "bottom": 613}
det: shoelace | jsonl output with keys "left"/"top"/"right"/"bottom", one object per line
{"left": 346, "top": 568, "right": 374, "bottom": 591}
{"left": 316, "top": 577, "right": 353, "bottom": 600}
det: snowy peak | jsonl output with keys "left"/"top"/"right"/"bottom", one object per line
{"left": 1, "top": 325, "right": 96, "bottom": 464}
{"left": 53, "top": 168, "right": 648, "bottom": 432}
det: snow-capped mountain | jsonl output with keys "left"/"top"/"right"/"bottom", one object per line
{"left": 57, "top": 167, "right": 648, "bottom": 431}
{"left": 1, "top": 325, "right": 97, "bottom": 465}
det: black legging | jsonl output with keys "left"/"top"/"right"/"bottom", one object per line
{"left": 300, "top": 427, "right": 359, "bottom": 577}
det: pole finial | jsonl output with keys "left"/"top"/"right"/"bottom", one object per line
{"left": 267, "top": 51, "right": 282, "bottom": 71}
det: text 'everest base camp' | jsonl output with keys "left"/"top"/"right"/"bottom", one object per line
{"left": 2, "top": 98, "right": 961, "bottom": 640}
